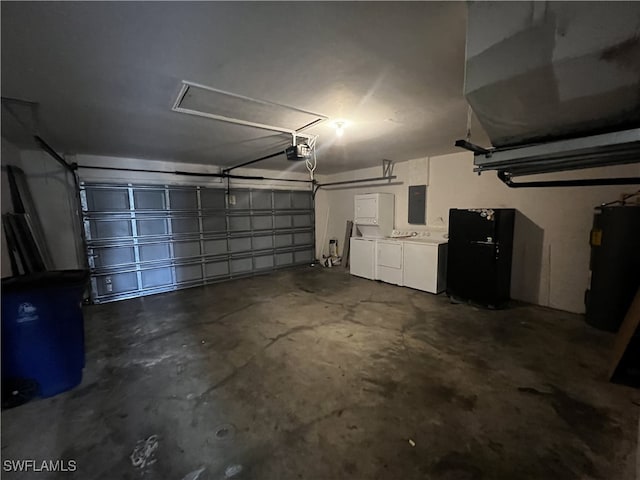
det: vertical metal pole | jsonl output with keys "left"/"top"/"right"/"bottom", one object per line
{"left": 165, "top": 185, "right": 177, "bottom": 289}
{"left": 128, "top": 186, "right": 143, "bottom": 295}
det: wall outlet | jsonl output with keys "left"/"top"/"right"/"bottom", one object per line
{"left": 227, "top": 194, "right": 236, "bottom": 206}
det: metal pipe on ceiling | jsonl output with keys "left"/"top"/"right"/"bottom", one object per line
{"left": 316, "top": 176, "right": 398, "bottom": 188}
{"left": 497, "top": 171, "right": 640, "bottom": 188}
{"left": 222, "top": 150, "right": 286, "bottom": 174}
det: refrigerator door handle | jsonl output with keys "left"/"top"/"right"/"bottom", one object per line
{"left": 469, "top": 240, "right": 500, "bottom": 260}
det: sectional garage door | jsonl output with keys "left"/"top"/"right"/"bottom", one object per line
{"left": 80, "top": 183, "right": 315, "bottom": 303}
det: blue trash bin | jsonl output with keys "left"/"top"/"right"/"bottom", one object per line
{"left": 2, "top": 270, "right": 89, "bottom": 398}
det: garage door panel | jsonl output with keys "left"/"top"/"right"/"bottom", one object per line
{"left": 169, "top": 189, "right": 198, "bottom": 210}
{"left": 176, "top": 264, "right": 202, "bottom": 283}
{"left": 202, "top": 216, "right": 226, "bottom": 233}
{"left": 229, "top": 237, "right": 251, "bottom": 253}
{"left": 229, "top": 191, "right": 250, "bottom": 209}
{"left": 253, "top": 235, "right": 273, "bottom": 250}
{"left": 137, "top": 218, "right": 168, "bottom": 236}
{"left": 139, "top": 243, "right": 171, "bottom": 262}
{"left": 276, "top": 252, "right": 293, "bottom": 266}
{"left": 205, "top": 260, "right": 229, "bottom": 278}
{"left": 93, "top": 246, "right": 135, "bottom": 268}
{"left": 172, "top": 217, "right": 200, "bottom": 234}
{"left": 254, "top": 255, "right": 274, "bottom": 270}
{"left": 204, "top": 239, "right": 228, "bottom": 255}
{"left": 134, "top": 189, "right": 165, "bottom": 210}
{"left": 87, "top": 188, "right": 130, "bottom": 211}
{"left": 275, "top": 233, "right": 293, "bottom": 247}
{"left": 141, "top": 268, "right": 173, "bottom": 288}
{"left": 90, "top": 219, "right": 132, "bottom": 240}
{"left": 251, "top": 190, "right": 272, "bottom": 209}
{"left": 293, "top": 214, "right": 312, "bottom": 227}
{"left": 230, "top": 258, "right": 252, "bottom": 273}
{"left": 274, "top": 191, "right": 291, "bottom": 209}
{"left": 275, "top": 215, "right": 292, "bottom": 228}
{"left": 201, "top": 189, "right": 226, "bottom": 209}
{"left": 252, "top": 216, "right": 273, "bottom": 231}
{"left": 174, "top": 241, "right": 201, "bottom": 258}
{"left": 96, "top": 272, "right": 138, "bottom": 296}
{"left": 229, "top": 216, "right": 251, "bottom": 231}
{"left": 295, "top": 249, "right": 313, "bottom": 263}
{"left": 292, "top": 192, "right": 312, "bottom": 209}
{"left": 294, "top": 232, "right": 313, "bottom": 245}
{"left": 82, "top": 184, "right": 314, "bottom": 303}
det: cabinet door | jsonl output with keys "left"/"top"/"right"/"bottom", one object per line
{"left": 403, "top": 243, "right": 437, "bottom": 292}
{"left": 355, "top": 196, "right": 378, "bottom": 224}
{"left": 350, "top": 239, "right": 375, "bottom": 279}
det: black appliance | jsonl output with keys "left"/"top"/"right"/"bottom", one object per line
{"left": 585, "top": 205, "right": 640, "bottom": 332}
{"left": 447, "top": 208, "right": 515, "bottom": 308}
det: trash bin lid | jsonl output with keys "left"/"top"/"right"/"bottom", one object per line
{"left": 2, "top": 270, "right": 89, "bottom": 292}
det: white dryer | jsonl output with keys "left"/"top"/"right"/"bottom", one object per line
{"left": 376, "top": 239, "right": 403, "bottom": 286}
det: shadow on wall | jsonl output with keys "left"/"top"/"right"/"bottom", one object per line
{"left": 511, "top": 211, "right": 544, "bottom": 305}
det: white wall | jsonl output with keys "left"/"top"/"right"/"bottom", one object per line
{"left": 18, "top": 150, "right": 83, "bottom": 270}
{"left": 314, "top": 157, "right": 431, "bottom": 259}
{"left": 74, "top": 154, "right": 311, "bottom": 190}
{"left": 315, "top": 152, "right": 640, "bottom": 313}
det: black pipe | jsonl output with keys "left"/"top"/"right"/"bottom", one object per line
{"left": 317, "top": 175, "right": 397, "bottom": 188}
{"left": 223, "top": 150, "right": 286, "bottom": 173}
{"left": 226, "top": 173, "right": 311, "bottom": 183}
{"left": 454, "top": 139, "right": 491, "bottom": 155}
{"left": 79, "top": 165, "right": 194, "bottom": 176}
{"left": 296, "top": 118, "right": 324, "bottom": 132}
{"left": 498, "top": 171, "right": 640, "bottom": 188}
{"left": 33, "top": 135, "right": 75, "bottom": 172}
{"left": 77, "top": 164, "right": 312, "bottom": 184}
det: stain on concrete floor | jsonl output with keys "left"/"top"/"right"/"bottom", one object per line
{"left": 1, "top": 267, "right": 638, "bottom": 479}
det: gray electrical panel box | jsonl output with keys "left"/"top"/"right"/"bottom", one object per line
{"left": 408, "top": 185, "right": 426, "bottom": 225}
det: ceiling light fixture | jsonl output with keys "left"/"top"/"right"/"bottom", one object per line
{"left": 331, "top": 119, "right": 351, "bottom": 138}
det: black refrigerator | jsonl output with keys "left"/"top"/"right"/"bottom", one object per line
{"left": 447, "top": 208, "right": 515, "bottom": 308}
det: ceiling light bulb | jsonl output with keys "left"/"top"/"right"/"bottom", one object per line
{"left": 335, "top": 122, "right": 345, "bottom": 137}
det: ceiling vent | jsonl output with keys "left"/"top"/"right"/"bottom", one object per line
{"left": 172, "top": 81, "right": 327, "bottom": 138}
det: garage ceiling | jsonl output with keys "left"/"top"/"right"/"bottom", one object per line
{"left": 0, "top": 2, "right": 481, "bottom": 174}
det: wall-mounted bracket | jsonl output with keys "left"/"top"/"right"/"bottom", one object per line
{"left": 383, "top": 159, "right": 395, "bottom": 178}
{"left": 454, "top": 139, "right": 491, "bottom": 155}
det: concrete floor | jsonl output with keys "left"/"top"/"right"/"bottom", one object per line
{"left": 2, "top": 266, "right": 639, "bottom": 479}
